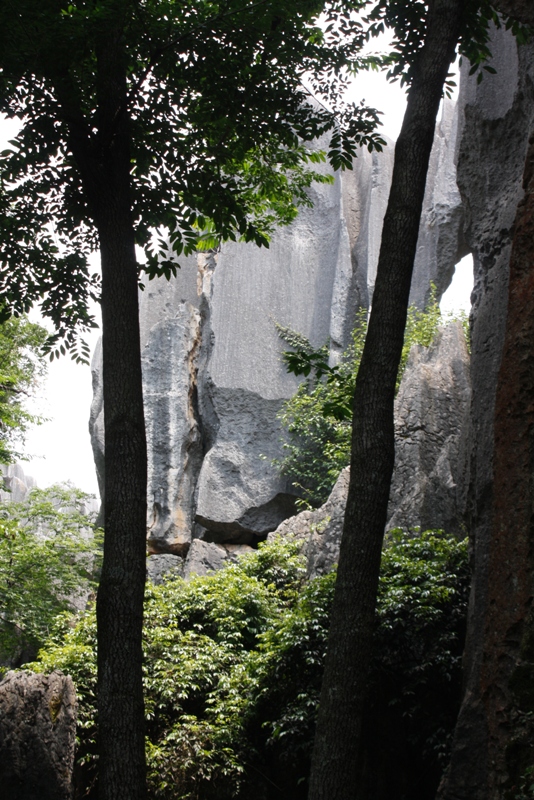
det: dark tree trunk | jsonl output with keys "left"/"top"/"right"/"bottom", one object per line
{"left": 307, "top": 2, "right": 464, "bottom": 798}
{"left": 61, "top": 31, "right": 148, "bottom": 800}
{"left": 438, "top": 135, "right": 534, "bottom": 800}
{"left": 96, "top": 195, "right": 147, "bottom": 800}
{"left": 94, "top": 38, "right": 148, "bottom": 800}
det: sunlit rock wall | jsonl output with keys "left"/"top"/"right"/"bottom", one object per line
{"left": 91, "top": 100, "right": 467, "bottom": 561}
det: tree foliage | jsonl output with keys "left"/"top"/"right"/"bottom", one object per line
{"left": 276, "top": 289, "right": 467, "bottom": 507}
{"left": 0, "top": 0, "right": 387, "bottom": 357}
{"left": 30, "top": 532, "right": 469, "bottom": 800}
{"left": 0, "top": 484, "right": 101, "bottom": 666}
{"left": 0, "top": 314, "right": 48, "bottom": 463}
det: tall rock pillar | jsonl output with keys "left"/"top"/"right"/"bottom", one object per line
{"left": 439, "top": 23, "right": 534, "bottom": 800}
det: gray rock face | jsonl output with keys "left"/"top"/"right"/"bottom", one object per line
{"left": 456, "top": 26, "right": 534, "bottom": 597}
{"left": 0, "top": 670, "right": 76, "bottom": 800}
{"left": 410, "top": 99, "right": 468, "bottom": 306}
{"left": 147, "top": 553, "right": 184, "bottom": 584}
{"left": 0, "top": 464, "right": 37, "bottom": 503}
{"left": 270, "top": 322, "right": 471, "bottom": 575}
{"left": 147, "top": 540, "right": 254, "bottom": 583}
{"left": 387, "top": 322, "right": 471, "bottom": 534}
{"left": 144, "top": 306, "right": 202, "bottom": 555}
{"left": 438, "top": 27, "right": 534, "bottom": 800}
{"left": 270, "top": 467, "right": 350, "bottom": 577}
{"left": 90, "top": 101, "right": 467, "bottom": 560}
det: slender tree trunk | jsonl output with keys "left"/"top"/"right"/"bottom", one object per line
{"left": 96, "top": 196, "right": 147, "bottom": 800}
{"left": 307, "top": 2, "right": 464, "bottom": 798}
{"left": 63, "top": 30, "right": 148, "bottom": 800}
{"left": 95, "top": 41, "right": 148, "bottom": 800}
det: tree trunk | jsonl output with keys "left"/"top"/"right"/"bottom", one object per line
{"left": 96, "top": 193, "right": 147, "bottom": 800}
{"left": 307, "top": 2, "right": 464, "bottom": 798}
{"left": 63, "top": 31, "right": 148, "bottom": 800}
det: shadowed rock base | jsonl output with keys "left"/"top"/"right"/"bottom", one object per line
{"left": 0, "top": 670, "right": 77, "bottom": 800}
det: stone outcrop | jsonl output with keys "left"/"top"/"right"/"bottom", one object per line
{"left": 439, "top": 25, "right": 534, "bottom": 800}
{"left": 271, "top": 466, "right": 350, "bottom": 577}
{"left": 269, "top": 321, "right": 471, "bottom": 576}
{"left": 387, "top": 321, "right": 470, "bottom": 535}
{"left": 147, "top": 540, "right": 253, "bottom": 584}
{"left": 0, "top": 463, "right": 37, "bottom": 503}
{"left": 91, "top": 102, "right": 468, "bottom": 571}
{"left": 0, "top": 670, "right": 77, "bottom": 800}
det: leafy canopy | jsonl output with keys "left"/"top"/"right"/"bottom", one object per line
{"left": 0, "top": 0, "right": 386, "bottom": 359}
{"left": 30, "top": 531, "right": 469, "bottom": 799}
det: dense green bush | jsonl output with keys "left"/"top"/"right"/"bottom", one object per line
{"left": 30, "top": 531, "right": 469, "bottom": 800}
{"left": 276, "top": 289, "right": 468, "bottom": 507}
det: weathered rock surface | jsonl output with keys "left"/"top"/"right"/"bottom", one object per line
{"left": 439, "top": 25, "right": 534, "bottom": 800}
{"left": 91, "top": 103, "right": 467, "bottom": 559}
{"left": 387, "top": 321, "right": 470, "bottom": 534}
{"left": 0, "top": 464, "right": 37, "bottom": 503}
{"left": 271, "top": 467, "right": 350, "bottom": 577}
{"left": 0, "top": 670, "right": 76, "bottom": 800}
{"left": 270, "top": 322, "right": 471, "bottom": 575}
{"left": 144, "top": 306, "right": 202, "bottom": 554}
{"left": 147, "top": 539, "right": 254, "bottom": 583}
{"left": 495, "top": 0, "right": 534, "bottom": 25}
{"left": 147, "top": 553, "right": 184, "bottom": 584}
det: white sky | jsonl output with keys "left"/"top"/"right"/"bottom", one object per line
{"left": 0, "top": 61, "right": 473, "bottom": 499}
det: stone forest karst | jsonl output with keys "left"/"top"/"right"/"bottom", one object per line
{"left": 1, "top": 10, "right": 534, "bottom": 800}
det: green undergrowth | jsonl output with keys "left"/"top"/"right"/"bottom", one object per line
{"left": 29, "top": 531, "right": 469, "bottom": 800}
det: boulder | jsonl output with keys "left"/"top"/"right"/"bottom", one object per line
{"left": 147, "top": 553, "right": 184, "bottom": 584}
{"left": 0, "top": 670, "right": 77, "bottom": 800}
{"left": 146, "top": 539, "right": 254, "bottom": 583}
{"left": 270, "top": 467, "right": 350, "bottom": 577}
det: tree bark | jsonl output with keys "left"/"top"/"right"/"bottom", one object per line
{"left": 307, "top": 2, "right": 465, "bottom": 798}
{"left": 62, "top": 30, "right": 148, "bottom": 800}
{"left": 95, "top": 40, "right": 148, "bottom": 800}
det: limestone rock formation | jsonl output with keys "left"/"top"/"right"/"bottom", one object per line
{"left": 269, "top": 322, "right": 471, "bottom": 575}
{"left": 147, "top": 540, "right": 253, "bottom": 584}
{"left": 387, "top": 321, "right": 470, "bottom": 535}
{"left": 0, "top": 463, "right": 37, "bottom": 503}
{"left": 90, "top": 101, "right": 467, "bottom": 567}
{"left": 439, "top": 25, "right": 534, "bottom": 800}
{"left": 0, "top": 670, "right": 77, "bottom": 800}
{"left": 271, "top": 466, "right": 350, "bottom": 577}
